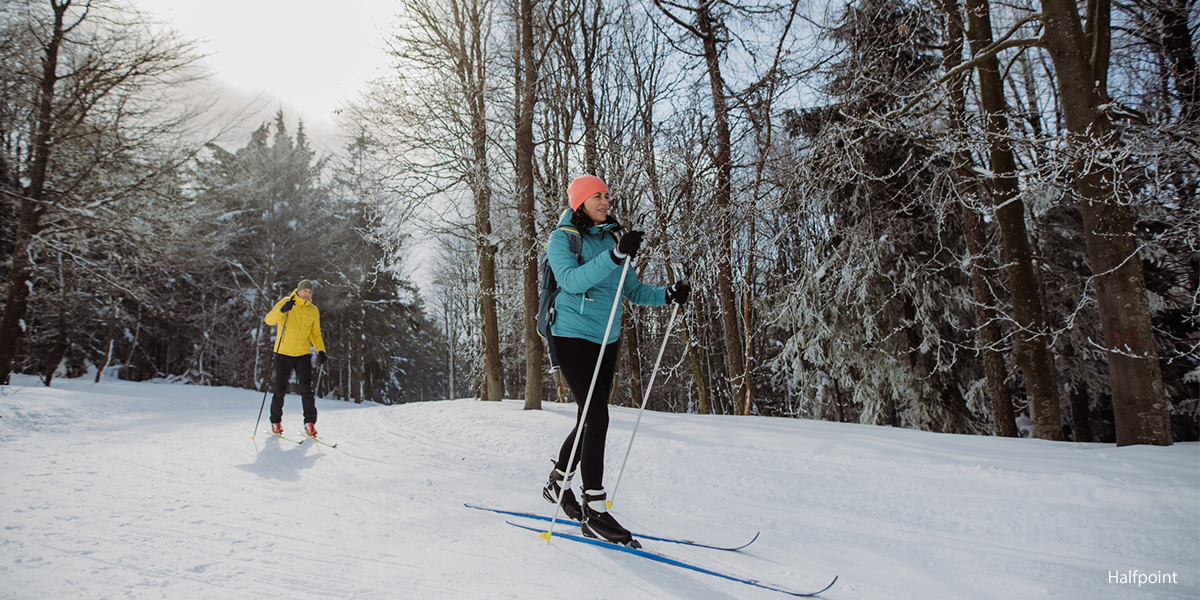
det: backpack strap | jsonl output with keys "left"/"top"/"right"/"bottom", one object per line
{"left": 560, "top": 226, "right": 583, "bottom": 265}
{"left": 538, "top": 224, "right": 587, "bottom": 372}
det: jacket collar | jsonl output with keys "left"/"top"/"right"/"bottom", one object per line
{"left": 556, "top": 208, "right": 622, "bottom": 235}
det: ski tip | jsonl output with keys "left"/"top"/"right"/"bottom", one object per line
{"left": 805, "top": 575, "right": 838, "bottom": 597}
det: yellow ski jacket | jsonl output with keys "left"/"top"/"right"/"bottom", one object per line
{"left": 264, "top": 292, "right": 326, "bottom": 357}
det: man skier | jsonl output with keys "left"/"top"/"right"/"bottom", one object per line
{"left": 264, "top": 279, "right": 328, "bottom": 437}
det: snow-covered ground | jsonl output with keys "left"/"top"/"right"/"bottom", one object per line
{"left": 1, "top": 374, "right": 1196, "bottom": 600}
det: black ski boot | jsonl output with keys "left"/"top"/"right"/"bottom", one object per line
{"left": 580, "top": 489, "right": 640, "bottom": 548}
{"left": 542, "top": 468, "right": 583, "bottom": 521}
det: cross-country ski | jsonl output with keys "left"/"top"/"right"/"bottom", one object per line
{"left": 267, "top": 430, "right": 305, "bottom": 445}
{"left": 304, "top": 434, "right": 338, "bottom": 448}
{"left": 506, "top": 520, "right": 837, "bottom": 597}
{"left": 465, "top": 503, "right": 760, "bottom": 551}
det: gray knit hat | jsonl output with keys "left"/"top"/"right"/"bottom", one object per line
{"left": 297, "top": 279, "right": 314, "bottom": 292}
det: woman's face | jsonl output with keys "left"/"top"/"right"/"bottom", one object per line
{"left": 582, "top": 191, "right": 610, "bottom": 225}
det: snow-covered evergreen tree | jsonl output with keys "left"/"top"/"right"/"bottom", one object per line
{"left": 769, "top": 0, "right": 985, "bottom": 432}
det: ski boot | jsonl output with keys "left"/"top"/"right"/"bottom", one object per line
{"left": 271, "top": 422, "right": 284, "bottom": 435}
{"left": 542, "top": 468, "right": 583, "bottom": 521}
{"left": 581, "top": 489, "right": 640, "bottom": 548}
{"left": 304, "top": 422, "right": 318, "bottom": 437}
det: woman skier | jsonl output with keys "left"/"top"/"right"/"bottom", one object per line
{"left": 541, "top": 175, "right": 690, "bottom": 546}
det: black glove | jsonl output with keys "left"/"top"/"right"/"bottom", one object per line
{"left": 665, "top": 281, "right": 691, "bottom": 305}
{"left": 280, "top": 298, "right": 296, "bottom": 313}
{"left": 317, "top": 351, "right": 328, "bottom": 366}
{"left": 614, "top": 230, "right": 644, "bottom": 259}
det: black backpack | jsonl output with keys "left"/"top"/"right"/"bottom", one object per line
{"left": 537, "top": 221, "right": 583, "bottom": 371}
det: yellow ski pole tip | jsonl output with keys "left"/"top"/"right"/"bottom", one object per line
{"left": 606, "top": 500, "right": 613, "bottom": 509}
{"left": 539, "top": 531, "right": 552, "bottom": 543}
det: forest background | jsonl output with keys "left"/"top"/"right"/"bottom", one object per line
{"left": 0, "top": 0, "right": 1196, "bottom": 445}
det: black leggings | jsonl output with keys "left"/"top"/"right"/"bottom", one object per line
{"left": 553, "top": 336, "right": 620, "bottom": 491}
{"left": 271, "top": 353, "right": 317, "bottom": 424}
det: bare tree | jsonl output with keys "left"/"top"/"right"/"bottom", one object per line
{"left": 1038, "top": 0, "right": 1172, "bottom": 445}
{"left": 653, "top": 0, "right": 748, "bottom": 414}
{"left": 0, "top": 0, "right": 206, "bottom": 384}
{"left": 941, "top": 0, "right": 1019, "bottom": 437}
{"left": 960, "top": 0, "right": 1063, "bottom": 439}
{"left": 515, "top": 0, "right": 544, "bottom": 409}
{"left": 619, "top": 8, "right": 714, "bottom": 413}
{"left": 357, "top": 0, "right": 506, "bottom": 401}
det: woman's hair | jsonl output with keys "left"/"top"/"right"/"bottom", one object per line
{"left": 570, "top": 207, "right": 593, "bottom": 231}
{"left": 571, "top": 207, "right": 621, "bottom": 232}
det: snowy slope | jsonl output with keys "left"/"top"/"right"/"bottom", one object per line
{"left": 0, "top": 374, "right": 1195, "bottom": 600}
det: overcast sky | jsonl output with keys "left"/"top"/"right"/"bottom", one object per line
{"left": 133, "top": 0, "right": 398, "bottom": 151}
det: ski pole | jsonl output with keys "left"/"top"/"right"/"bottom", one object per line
{"left": 544, "top": 254, "right": 631, "bottom": 543}
{"left": 315, "top": 362, "right": 324, "bottom": 398}
{"left": 252, "top": 296, "right": 293, "bottom": 439}
{"left": 608, "top": 303, "right": 678, "bottom": 508}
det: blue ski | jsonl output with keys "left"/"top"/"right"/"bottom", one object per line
{"left": 507, "top": 520, "right": 837, "bottom": 597}
{"left": 465, "top": 504, "right": 759, "bottom": 551}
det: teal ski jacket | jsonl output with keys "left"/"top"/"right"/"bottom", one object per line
{"left": 546, "top": 209, "right": 667, "bottom": 345}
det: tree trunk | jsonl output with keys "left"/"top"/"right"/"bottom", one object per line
{"left": 621, "top": 305, "right": 644, "bottom": 408}
{"left": 1040, "top": 0, "right": 1171, "bottom": 445}
{"left": 42, "top": 252, "right": 70, "bottom": 386}
{"left": 352, "top": 321, "right": 362, "bottom": 400}
{"left": 637, "top": 71, "right": 711, "bottom": 414}
{"left": 743, "top": 149, "right": 760, "bottom": 417}
{"left": 96, "top": 297, "right": 119, "bottom": 383}
{"left": 966, "top": 0, "right": 1063, "bottom": 439}
{"left": 737, "top": 0, "right": 799, "bottom": 416}
{"left": 694, "top": 1, "right": 748, "bottom": 415}
{"left": 518, "top": 0, "right": 543, "bottom": 410}
{"left": 1069, "top": 380, "right": 1094, "bottom": 442}
{"left": 123, "top": 303, "right": 141, "bottom": 379}
{"left": 581, "top": 0, "right": 602, "bottom": 173}
{"left": 445, "top": 300, "right": 456, "bottom": 399}
{"left": 465, "top": 4, "right": 503, "bottom": 402}
{"left": 43, "top": 299, "right": 68, "bottom": 387}
{"left": 355, "top": 344, "right": 365, "bottom": 403}
{"left": 963, "top": 206, "right": 1020, "bottom": 437}
{"left": 478, "top": 221, "right": 503, "bottom": 402}
{"left": 0, "top": 1, "right": 70, "bottom": 385}
{"left": 1084, "top": 0, "right": 1111, "bottom": 103}
{"left": 832, "top": 376, "right": 844, "bottom": 422}
{"left": 942, "top": 0, "right": 1019, "bottom": 437}
{"left": 690, "top": 295, "right": 714, "bottom": 414}
{"left": 1155, "top": 0, "right": 1198, "bottom": 121}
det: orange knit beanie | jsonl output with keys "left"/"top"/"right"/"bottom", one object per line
{"left": 567, "top": 175, "right": 608, "bottom": 210}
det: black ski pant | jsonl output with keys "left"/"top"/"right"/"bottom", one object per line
{"left": 552, "top": 336, "right": 620, "bottom": 491}
{"left": 270, "top": 353, "right": 317, "bottom": 424}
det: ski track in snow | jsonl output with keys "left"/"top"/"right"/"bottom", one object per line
{"left": 0, "top": 374, "right": 1196, "bottom": 600}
